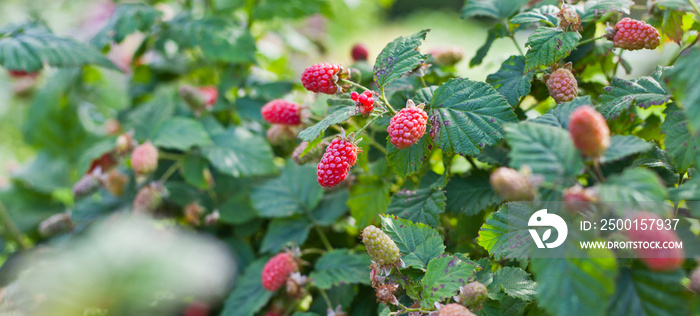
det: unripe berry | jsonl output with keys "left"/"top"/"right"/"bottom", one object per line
{"left": 180, "top": 85, "right": 218, "bottom": 114}
{"left": 351, "top": 43, "right": 369, "bottom": 61}
{"left": 563, "top": 184, "right": 598, "bottom": 213}
{"left": 608, "top": 18, "right": 661, "bottom": 51}
{"left": 38, "top": 212, "right": 74, "bottom": 238}
{"left": 261, "top": 99, "right": 302, "bottom": 125}
{"left": 292, "top": 141, "right": 328, "bottom": 165}
{"left": 546, "top": 68, "right": 578, "bottom": 104}
{"left": 557, "top": 6, "right": 582, "bottom": 32}
{"left": 361, "top": 225, "right": 401, "bottom": 265}
{"left": 439, "top": 303, "right": 475, "bottom": 316}
{"left": 430, "top": 47, "right": 464, "bottom": 67}
{"left": 301, "top": 63, "right": 341, "bottom": 94}
{"left": 625, "top": 212, "right": 685, "bottom": 271}
{"left": 132, "top": 182, "right": 166, "bottom": 214}
{"left": 73, "top": 173, "right": 101, "bottom": 198}
{"left": 131, "top": 142, "right": 159, "bottom": 175}
{"left": 104, "top": 118, "right": 121, "bottom": 135}
{"left": 184, "top": 202, "right": 205, "bottom": 225}
{"left": 689, "top": 267, "right": 700, "bottom": 293}
{"left": 266, "top": 124, "right": 297, "bottom": 145}
{"left": 455, "top": 282, "right": 488, "bottom": 310}
{"left": 316, "top": 138, "right": 358, "bottom": 188}
{"left": 116, "top": 132, "right": 135, "bottom": 155}
{"left": 261, "top": 253, "right": 298, "bottom": 291}
{"left": 489, "top": 167, "right": 536, "bottom": 201}
{"left": 104, "top": 169, "right": 129, "bottom": 196}
{"left": 387, "top": 100, "right": 428, "bottom": 149}
{"left": 568, "top": 106, "right": 610, "bottom": 157}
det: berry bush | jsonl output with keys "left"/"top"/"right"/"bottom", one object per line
{"left": 2, "top": 0, "right": 700, "bottom": 316}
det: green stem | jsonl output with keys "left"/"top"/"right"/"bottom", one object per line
{"left": 340, "top": 79, "right": 370, "bottom": 92}
{"left": 314, "top": 225, "right": 334, "bottom": 251}
{"left": 674, "top": 172, "right": 685, "bottom": 215}
{"left": 158, "top": 152, "right": 184, "bottom": 161}
{"left": 301, "top": 248, "right": 326, "bottom": 256}
{"left": 354, "top": 111, "right": 387, "bottom": 136}
{"left": 366, "top": 136, "right": 387, "bottom": 154}
{"left": 669, "top": 36, "right": 699, "bottom": 66}
{"left": 159, "top": 162, "right": 181, "bottom": 182}
{"left": 465, "top": 155, "right": 479, "bottom": 171}
{"left": 578, "top": 35, "right": 607, "bottom": 46}
{"left": 380, "top": 88, "right": 397, "bottom": 115}
{"left": 0, "top": 199, "right": 30, "bottom": 249}
{"left": 318, "top": 288, "right": 333, "bottom": 310}
{"left": 689, "top": 0, "right": 700, "bottom": 16}
{"left": 503, "top": 20, "right": 524, "bottom": 56}
{"left": 611, "top": 49, "right": 623, "bottom": 79}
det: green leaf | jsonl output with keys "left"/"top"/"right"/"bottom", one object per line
{"left": 600, "top": 135, "right": 653, "bottom": 163}
{"left": 221, "top": 259, "right": 274, "bottom": 316}
{"left": 671, "top": 175, "right": 700, "bottom": 201}
{"left": 253, "top": 0, "right": 331, "bottom": 20}
{"left": 479, "top": 296, "right": 529, "bottom": 316}
{"left": 469, "top": 24, "right": 509, "bottom": 67}
{"left": 151, "top": 117, "right": 212, "bottom": 151}
{"left": 310, "top": 190, "right": 349, "bottom": 226}
{"left": 298, "top": 106, "right": 358, "bottom": 141}
{"left": 661, "top": 104, "right": 700, "bottom": 171}
{"left": 182, "top": 152, "right": 210, "bottom": 190}
{"left": 251, "top": 162, "right": 323, "bottom": 217}
{"left": 486, "top": 55, "right": 534, "bottom": 106}
{"left": 461, "top": 0, "right": 530, "bottom": 19}
{"left": 607, "top": 267, "right": 691, "bottom": 316}
{"left": 374, "top": 29, "right": 429, "bottom": 88}
{"left": 666, "top": 48, "right": 700, "bottom": 135}
{"left": 202, "top": 127, "right": 276, "bottom": 177}
{"left": 510, "top": 5, "right": 559, "bottom": 27}
{"left": 0, "top": 23, "right": 118, "bottom": 72}
{"left": 125, "top": 89, "right": 177, "bottom": 140}
{"left": 387, "top": 187, "right": 446, "bottom": 227}
{"left": 218, "top": 193, "right": 257, "bottom": 225}
{"left": 429, "top": 78, "right": 518, "bottom": 156}
{"left": 582, "top": 0, "right": 634, "bottom": 20}
{"left": 505, "top": 122, "right": 584, "bottom": 184}
{"left": 491, "top": 267, "right": 537, "bottom": 301}
{"left": 164, "top": 15, "right": 255, "bottom": 63}
{"left": 380, "top": 215, "right": 445, "bottom": 269}
{"left": 524, "top": 27, "right": 581, "bottom": 73}
{"left": 92, "top": 3, "right": 162, "bottom": 49}
{"left": 309, "top": 250, "right": 372, "bottom": 290}
{"left": 260, "top": 217, "right": 311, "bottom": 253}
{"left": 348, "top": 175, "right": 391, "bottom": 227}
{"left": 598, "top": 67, "right": 670, "bottom": 119}
{"left": 421, "top": 255, "right": 480, "bottom": 308}
{"left": 599, "top": 169, "right": 668, "bottom": 203}
{"left": 386, "top": 135, "right": 431, "bottom": 178}
{"left": 478, "top": 203, "right": 534, "bottom": 260}
{"left": 531, "top": 96, "right": 591, "bottom": 129}
{"left": 413, "top": 86, "right": 439, "bottom": 104}
{"left": 445, "top": 171, "right": 503, "bottom": 216}
{"left": 12, "top": 152, "right": 71, "bottom": 194}
{"left": 531, "top": 257, "right": 617, "bottom": 316}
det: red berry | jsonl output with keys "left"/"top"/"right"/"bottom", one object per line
{"left": 611, "top": 18, "right": 661, "bottom": 51}
{"left": 199, "top": 86, "right": 218, "bottom": 108}
{"left": 351, "top": 91, "right": 359, "bottom": 101}
{"left": 546, "top": 68, "right": 578, "bottom": 104}
{"left": 131, "top": 142, "right": 159, "bottom": 175}
{"left": 354, "top": 90, "right": 374, "bottom": 114}
{"left": 301, "top": 63, "right": 341, "bottom": 94}
{"left": 261, "top": 99, "right": 301, "bottom": 125}
{"left": 316, "top": 138, "right": 358, "bottom": 188}
{"left": 439, "top": 303, "right": 475, "bottom": 316}
{"left": 387, "top": 100, "right": 428, "bottom": 149}
{"left": 625, "top": 212, "right": 684, "bottom": 271}
{"left": 351, "top": 43, "right": 369, "bottom": 61}
{"left": 261, "top": 253, "right": 298, "bottom": 291}
{"left": 568, "top": 106, "right": 610, "bottom": 157}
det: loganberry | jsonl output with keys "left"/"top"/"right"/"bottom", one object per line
{"left": 261, "top": 253, "right": 298, "bottom": 291}
{"left": 568, "top": 106, "right": 610, "bottom": 158}
{"left": 261, "top": 99, "right": 302, "bottom": 125}
{"left": 608, "top": 18, "right": 661, "bottom": 51}
{"left": 454, "top": 282, "right": 488, "bottom": 310}
{"left": 361, "top": 225, "right": 400, "bottom": 265}
{"left": 625, "top": 212, "right": 685, "bottom": 271}
{"left": 351, "top": 90, "right": 375, "bottom": 114}
{"left": 301, "top": 63, "right": 341, "bottom": 94}
{"left": 489, "top": 167, "right": 536, "bottom": 201}
{"left": 439, "top": 303, "right": 475, "bottom": 316}
{"left": 351, "top": 43, "right": 369, "bottom": 61}
{"left": 316, "top": 138, "right": 358, "bottom": 188}
{"left": 546, "top": 67, "right": 578, "bottom": 104}
{"left": 387, "top": 100, "right": 428, "bottom": 149}
{"left": 131, "top": 142, "right": 159, "bottom": 175}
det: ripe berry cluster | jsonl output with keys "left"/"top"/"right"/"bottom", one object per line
{"left": 351, "top": 90, "right": 375, "bottom": 114}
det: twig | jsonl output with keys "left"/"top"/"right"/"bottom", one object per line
{"left": 318, "top": 288, "right": 333, "bottom": 310}
{"left": 578, "top": 35, "right": 607, "bottom": 46}
{"left": 159, "top": 162, "right": 181, "bottom": 182}
{"left": 340, "top": 79, "right": 370, "bottom": 92}
{"left": 380, "top": 87, "right": 397, "bottom": 115}
{"left": 314, "top": 225, "right": 334, "bottom": 251}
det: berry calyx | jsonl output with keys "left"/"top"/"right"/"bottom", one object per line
{"left": 489, "top": 167, "right": 536, "bottom": 201}
{"left": 607, "top": 18, "right": 661, "bottom": 51}
{"left": 261, "top": 252, "right": 298, "bottom": 291}
{"left": 624, "top": 211, "right": 685, "bottom": 271}
{"left": 316, "top": 137, "right": 359, "bottom": 188}
{"left": 455, "top": 282, "right": 488, "bottom": 310}
{"left": 557, "top": 6, "right": 582, "bottom": 32}
{"left": 387, "top": 100, "right": 428, "bottom": 149}
{"left": 546, "top": 66, "right": 578, "bottom": 104}
{"left": 351, "top": 43, "right": 369, "bottom": 61}
{"left": 568, "top": 106, "right": 610, "bottom": 158}
{"left": 351, "top": 90, "right": 375, "bottom": 114}
{"left": 261, "top": 99, "right": 302, "bottom": 125}
{"left": 103, "top": 169, "right": 129, "bottom": 196}
{"left": 301, "top": 63, "right": 341, "bottom": 94}
{"left": 361, "top": 225, "right": 401, "bottom": 266}
{"left": 131, "top": 142, "right": 159, "bottom": 175}
{"left": 439, "top": 303, "right": 475, "bottom": 316}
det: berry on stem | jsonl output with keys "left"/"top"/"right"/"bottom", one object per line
{"left": 387, "top": 100, "right": 428, "bottom": 149}
{"left": 261, "top": 252, "right": 298, "bottom": 291}
{"left": 439, "top": 303, "right": 475, "bottom": 316}
{"left": 316, "top": 137, "right": 359, "bottom": 188}
{"left": 568, "top": 106, "right": 610, "bottom": 158}
{"left": 131, "top": 142, "right": 159, "bottom": 175}
{"left": 301, "top": 63, "right": 341, "bottom": 94}
{"left": 625, "top": 211, "right": 685, "bottom": 271}
{"left": 261, "top": 99, "right": 302, "bottom": 125}
{"left": 351, "top": 90, "right": 375, "bottom": 114}
{"left": 489, "top": 167, "right": 536, "bottom": 201}
{"left": 454, "top": 282, "right": 488, "bottom": 310}
{"left": 351, "top": 43, "right": 369, "bottom": 61}
{"left": 546, "top": 66, "right": 578, "bottom": 104}
{"left": 361, "top": 225, "right": 400, "bottom": 266}
{"left": 607, "top": 18, "right": 661, "bottom": 51}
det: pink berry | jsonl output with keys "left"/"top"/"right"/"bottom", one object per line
{"left": 261, "top": 99, "right": 301, "bottom": 125}
{"left": 316, "top": 138, "right": 359, "bottom": 187}
{"left": 131, "top": 142, "right": 159, "bottom": 175}
{"left": 301, "top": 63, "right": 341, "bottom": 94}
{"left": 546, "top": 68, "right": 578, "bottom": 104}
{"left": 625, "top": 212, "right": 685, "bottom": 271}
{"left": 611, "top": 18, "right": 661, "bottom": 51}
{"left": 199, "top": 86, "right": 218, "bottom": 108}
{"left": 387, "top": 100, "right": 428, "bottom": 149}
{"left": 351, "top": 43, "right": 369, "bottom": 61}
{"left": 568, "top": 106, "right": 610, "bottom": 157}
{"left": 261, "top": 253, "right": 298, "bottom": 291}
